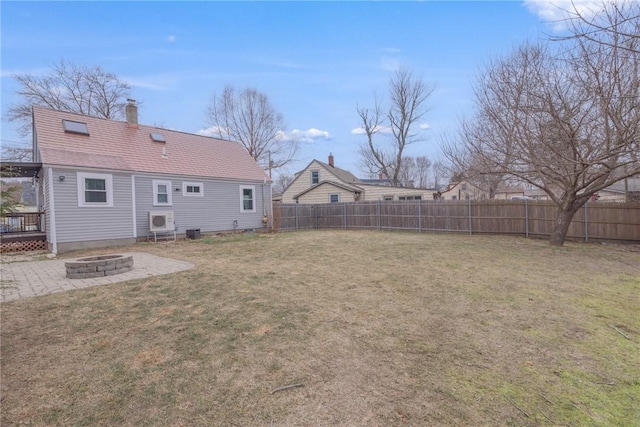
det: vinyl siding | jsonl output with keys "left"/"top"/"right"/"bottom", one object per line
{"left": 281, "top": 160, "right": 355, "bottom": 203}
{"left": 52, "top": 168, "right": 134, "bottom": 243}
{"left": 296, "top": 184, "right": 357, "bottom": 204}
{"left": 134, "top": 174, "right": 269, "bottom": 237}
{"left": 360, "top": 185, "right": 435, "bottom": 201}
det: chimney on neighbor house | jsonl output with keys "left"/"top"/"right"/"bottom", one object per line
{"left": 126, "top": 99, "right": 138, "bottom": 128}
{"left": 328, "top": 153, "right": 334, "bottom": 167}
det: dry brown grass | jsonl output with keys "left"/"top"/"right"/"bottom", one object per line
{"left": 1, "top": 230, "right": 639, "bottom": 426}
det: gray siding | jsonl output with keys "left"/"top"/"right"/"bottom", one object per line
{"left": 52, "top": 168, "right": 134, "bottom": 243}
{"left": 134, "top": 175, "right": 270, "bottom": 238}
{"left": 41, "top": 168, "right": 52, "bottom": 245}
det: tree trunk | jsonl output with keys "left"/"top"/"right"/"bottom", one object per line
{"left": 549, "top": 204, "right": 581, "bottom": 246}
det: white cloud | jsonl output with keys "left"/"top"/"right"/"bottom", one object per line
{"left": 167, "top": 35, "right": 177, "bottom": 43}
{"left": 523, "top": 0, "right": 604, "bottom": 31}
{"left": 419, "top": 123, "right": 431, "bottom": 130}
{"left": 280, "top": 128, "right": 333, "bottom": 143}
{"left": 198, "top": 127, "right": 332, "bottom": 144}
{"left": 197, "top": 125, "right": 228, "bottom": 138}
{"left": 350, "top": 125, "right": 393, "bottom": 135}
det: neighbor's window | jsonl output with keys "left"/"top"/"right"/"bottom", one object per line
{"left": 383, "top": 196, "right": 393, "bottom": 201}
{"left": 153, "top": 180, "right": 172, "bottom": 206}
{"left": 240, "top": 185, "right": 255, "bottom": 212}
{"left": 182, "top": 181, "right": 203, "bottom": 197}
{"left": 311, "top": 170, "right": 319, "bottom": 185}
{"left": 77, "top": 172, "right": 113, "bottom": 207}
{"left": 330, "top": 194, "right": 339, "bottom": 203}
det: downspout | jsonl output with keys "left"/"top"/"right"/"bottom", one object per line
{"left": 47, "top": 168, "right": 58, "bottom": 254}
{"left": 131, "top": 176, "right": 137, "bottom": 238}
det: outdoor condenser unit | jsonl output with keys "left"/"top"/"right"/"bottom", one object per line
{"left": 148, "top": 211, "right": 175, "bottom": 232}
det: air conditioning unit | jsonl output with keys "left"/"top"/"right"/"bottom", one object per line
{"left": 149, "top": 211, "right": 175, "bottom": 232}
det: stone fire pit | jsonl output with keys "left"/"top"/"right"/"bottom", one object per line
{"left": 65, "top": 254, "right": 134, "bottom": 279}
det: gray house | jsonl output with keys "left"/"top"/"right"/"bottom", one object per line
{"left": 32, "top": 103, "right": 271, "bottom": 253}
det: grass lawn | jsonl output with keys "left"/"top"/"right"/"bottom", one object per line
{"left": 1, "top": 230, "right": 639, "bottom": 426}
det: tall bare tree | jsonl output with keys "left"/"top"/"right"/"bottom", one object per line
{"left": 8, "top": 60, "right": 132, "bottom": 139}
{"left": 551, "top": 0, "right": 640, "bottom": 54}
{"left": 272, "top": 173, "right": 294, "bottom": 194}
{"left": 443, "top": 2, "right": 640, "bottom": 246}
{"left": 397, "top": 155, "right": 432, "bottom": 188}
{"left": 357, "top": 67, "right": 434, "bottom": 187}
{"left": 206, "top": 85, "right": 297, "bottom": 174}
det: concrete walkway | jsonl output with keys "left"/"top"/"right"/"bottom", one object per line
{"left": 0, "top": 252, "right": 194, "bottom": 303}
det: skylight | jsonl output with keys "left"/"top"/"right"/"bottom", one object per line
{"left": 150, "top": 132, "right": 166, "bottom": 143}
{"left": 62, "top": 120, "right": 89, "bottom": 135}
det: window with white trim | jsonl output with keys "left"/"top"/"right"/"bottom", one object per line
{"left": 329, "top": 194, "right": 339, "bottom": 203}
{"left": 311, "top": 170, "right": 319, "bottom": 185}
{"left": 182, "top": 182, "right": 203, "bottom": 197}
{"left": 240, "top": 185, "right": 255, "bottom": 212}
{"left": 153, "top": 180, "right": 172, "bottom": 206}
{"left": 77, "top": 172, "right": 113, "bottom": 207}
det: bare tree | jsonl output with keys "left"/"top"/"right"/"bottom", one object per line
{"left": 357, "top": 67, "right": 434, "bottom": 187}
{"left": 414, "top": 156, "right": 432, "bottom": 188}
{"left": 272, "top": 173, "right": 294, "bottom": 194}
{"left": 431, "top": 160, "right": 448, "bottom": 190}
{"left": 8, "top": 60, "right": 132, "bottom": 138}
{"left": 206, "top": 85, "right": 297, "bottom": 174}
{"left": 443, "top": 5, "right": 640, "bottom": 246}
{"left": 397, "top": 155, "right": 432, "bottom": 188}
{"left": 1, "top": 146, "right": 32, "bottom": 162}
{"left": 550, "top": 0, "right": 640, "bottom": 54}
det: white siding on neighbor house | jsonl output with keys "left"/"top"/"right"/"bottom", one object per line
{"left": 359, "top": 185, "right": 435, "bottom": 201}
{"left": 134, "top": 174, "right": 269, "bottom": 237}
{"left": 281, "top": 160, "right": 335, "bottom": 203}
{"left": 296, "top": 184, "right": 358, "bottom": 204}
{"left": 51, "top": 168, "right": 134, "bottom": 244}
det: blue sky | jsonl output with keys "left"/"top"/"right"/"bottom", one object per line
{"left": 1, "top": 1, "right": 582, "bottom": 178}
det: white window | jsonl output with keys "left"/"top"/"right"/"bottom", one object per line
{"left": 153, "top": 180, "right": 172, "bottom": 206}
{"left": 329, "top": 194, "right": 339, "bottom": 203}
{"left": 77, "top": 172, "right": 113, "bottom": 207}
{"left": 182, "top": 181, "right": 203, "bottom": 197}
{"left": 311, "top": 170, "right": 319, "bottom": 185}
{"left": 240, "top": 185, "right": 255, "bottom": 212}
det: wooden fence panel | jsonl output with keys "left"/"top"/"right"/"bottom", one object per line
{"left": 272, "top": 200, "right": 640, "bottom": 242}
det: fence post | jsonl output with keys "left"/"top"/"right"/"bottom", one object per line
{"left": 295, "top": 204, "right": 299, "bottom": 230}
{"left": 525, "top": 198, "right": 529, "bottom": 238}
{"left": 418, "top": 200, "right": 422, "bottom": 232}
{"left": 468, "top": 198, "right": 473, "bottom": 235}
{"left": 584, "top": 201, "right": 589, "bottom": 242}
{"left": 377, "top": 200, "right": 381, "bottom": 230}
{"left": 315, "top": 205, "right": 318, "bottom": 229}
{"left": 343, "top": 203, "right": 347, "bottom": 229}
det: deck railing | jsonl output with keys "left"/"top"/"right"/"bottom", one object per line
{"left": 0, "top": 212, "right": 45, "bottom": 234}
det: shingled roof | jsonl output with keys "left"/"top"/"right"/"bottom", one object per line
{"left": 32, "top": 106, "right": 270, "bottom": 182}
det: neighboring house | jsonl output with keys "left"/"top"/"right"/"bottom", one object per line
{"left": 280, "top": 154, "right": 435, "bottom": 204}
{"left": 594, "top": 178, "right": 640, "bottom": 202}
{"left": 32, "top": 103, "right": 271, "bottom": 253}
{"left": 438, "top": 180, "right": 525, "bottom": 201}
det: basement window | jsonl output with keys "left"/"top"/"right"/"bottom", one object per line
{"left": 62, "top": 120, "right": 89, "bottom": 135}
{"left": 150, "top": 132, "right": 166, "bottom": 143}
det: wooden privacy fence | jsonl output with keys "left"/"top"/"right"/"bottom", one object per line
{"left": 273, "top": 200, "right": 640, "bottom": 242}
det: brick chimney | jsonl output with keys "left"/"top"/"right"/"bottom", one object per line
{"left": 328, "top": 153, "right": 334, "bottom": 167}
{"left": 126, "top": 99, "right": 138, "bottom": 128}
